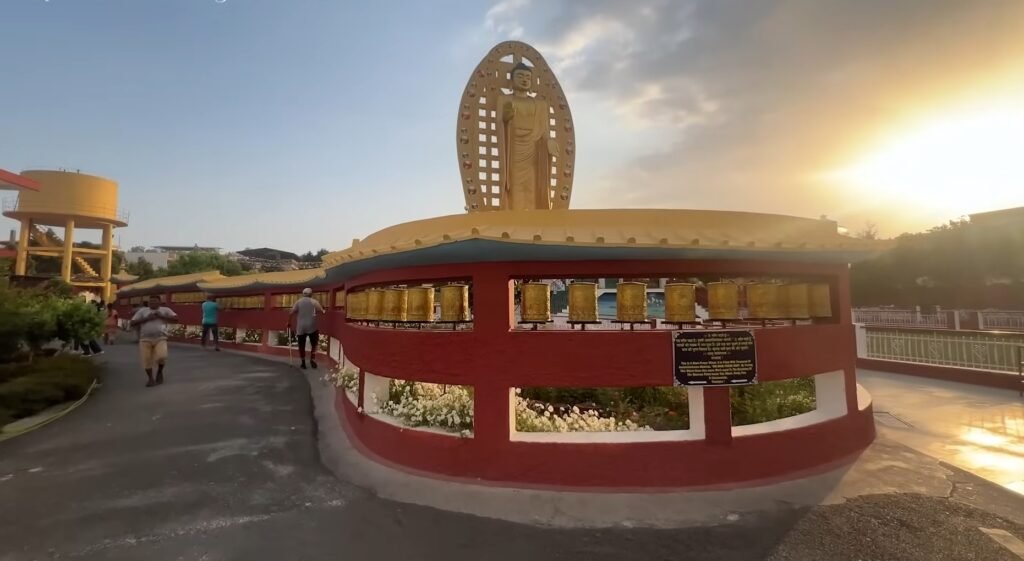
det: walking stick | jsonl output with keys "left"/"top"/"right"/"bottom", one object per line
{"left": 286, "top": 326, "right": 294, "bottom": 367}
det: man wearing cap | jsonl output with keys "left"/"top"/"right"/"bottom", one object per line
{"left": 287, "top": 288, "right": 325, "bottom": 369}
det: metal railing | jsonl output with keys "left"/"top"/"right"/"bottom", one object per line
{"left": 853, "top": 308, "right": 948, "bottom": 329}
{"left": 979, "top": 311, "right": 1024, "bottom": 332}
{"left": 863, "top": 327, "right": 1024, "bottom": 373}
{"left": 2, "top": 196, "right": 129, "bottom": 224}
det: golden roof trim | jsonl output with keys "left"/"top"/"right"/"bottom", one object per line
{"left": 197, "top": 268, "right": 326, "bottom": 291}
{"left": 323, "top": 209, "right": 886, "bottom": 267}
{"left": 119, "top": 270, "right": 225, "bottom": 292}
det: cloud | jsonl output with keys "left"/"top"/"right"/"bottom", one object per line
{"left": 481, "top": 0, "right": 1024, "bottom": 234}
{"left": 484, "top": 0, "right": 531, "bottom": 39}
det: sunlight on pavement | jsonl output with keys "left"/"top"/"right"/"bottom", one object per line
{"left": 949, "top": 417, "right": 1024, "bottom": 495}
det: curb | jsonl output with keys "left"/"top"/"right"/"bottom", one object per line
{"left": 0, "top": 379, "right": 99, "bottom": 443}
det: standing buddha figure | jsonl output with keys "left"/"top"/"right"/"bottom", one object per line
{"left": 498, "top": 62, "right": 560, "bottom": 210}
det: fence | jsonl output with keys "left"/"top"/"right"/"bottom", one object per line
{"left": 979, "top": 311, "right": 1024, "bottom": 332}
{"left": 861, "top": 327, "right": 1024, "bottom": 374}
{"left": 852, "top": 308, "right": 948, "bottom": 329}
{"left": 854, "top": 308, "right": 1024, "bottom": 332}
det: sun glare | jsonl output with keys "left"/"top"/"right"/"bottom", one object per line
{"left": 831, "top": 101, "right": 1024, "bottom": 216}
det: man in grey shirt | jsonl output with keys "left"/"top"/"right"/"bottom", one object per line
{"left": 288, "top": 287, "right": 325, "bottom": 369}
{"left": 130, "top": 295, "right": 178, "bottom": 387}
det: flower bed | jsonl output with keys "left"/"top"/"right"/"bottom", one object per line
{"left": 322, "top": 366, "right": 649, "bottom": 434}
{"left": 321, "top": 366, "right": 816, "bottom": 435}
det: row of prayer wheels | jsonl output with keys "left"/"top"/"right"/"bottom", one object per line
{"left": 346, "top": 285, "right": 471, "bottom": 322}
{"left": 709, "top": 282, "right": 832, "bottom": 320}
{"left": 522, "top": 281, "right": 687, "bottom": 323}
{"left": 520, "top": 281, "right": 833, "bottom": 323}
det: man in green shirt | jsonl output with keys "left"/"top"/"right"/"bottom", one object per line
{"left": 201, "top": 294, "right": 220, "bottom": 351}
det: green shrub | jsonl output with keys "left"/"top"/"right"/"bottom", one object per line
{"left": 53, "top": 299, "right": 103, "bottom": 346}
{"left": 0, "top": 355, "right": 99, "bottom": 421}
{"left": 730, "top": 377, "right": 816, "bottom": 426}
{"left": 0, "top": 407, "right": 13, "bottom": 428}
{"left": 0, "top": 284, "right": 102, "bottom": 363}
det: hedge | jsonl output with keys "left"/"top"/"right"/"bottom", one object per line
{"left": 0, "top": 355, "right": 99, "bottom": 424}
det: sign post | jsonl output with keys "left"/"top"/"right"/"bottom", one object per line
{"left": 672, "top": 330, "right": 757, "bottom": 386}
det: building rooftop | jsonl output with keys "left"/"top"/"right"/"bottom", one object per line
{"left": 152, "top": 245, "right": 221, "bottom": 252}
{"left": 969, "top": 206, "right": 1024, "bottom": 226}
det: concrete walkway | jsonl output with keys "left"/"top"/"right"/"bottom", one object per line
{"left": 859, "top": 369, "right": 1024, "bottom": 495}
{"left": 1, "top": 344, "right": 1023, "bottom": 561}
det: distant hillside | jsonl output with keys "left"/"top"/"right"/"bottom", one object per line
{"left": 237, "top": 248, "right": 300, "bottom": 261}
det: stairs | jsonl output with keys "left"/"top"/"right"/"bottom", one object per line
{"left": 29, "top": 225, "right": 100, "bottom": 277}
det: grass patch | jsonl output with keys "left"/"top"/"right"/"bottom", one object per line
{"left": 0, "top": 355, "right": 99, "bottom": 423}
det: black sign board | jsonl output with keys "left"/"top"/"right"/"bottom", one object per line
{"left": 672, "top": 330, "right": 757, "bottom": 386}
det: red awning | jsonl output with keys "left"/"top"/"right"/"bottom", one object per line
{"left": 0, "top": 169, "right": 40, "bottom": 192}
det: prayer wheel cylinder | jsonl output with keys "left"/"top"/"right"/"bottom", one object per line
{"left": 366, "top": 289, "right": 385, "bottom": 321}
{"left": 440, "top": 284, "right": 470, "bottom": 322}
{"left": 352, "top": 291, "right": 368, "bottom": 320}
{"left": 382, "top": 288, "right": 408, "bottom": 322}
{"left": 784, "top": 283, "right": 810, "bottom": 319}
{"left": 345, "top": 292, "right": 355, "bottom": 319}
{"left": 521, "top": 282, "right": 551, "bottom": 322}
{"left": 407, "top": 286, "right": 435, "bottom": 322}
{"left": 616, "top": 282, "right": 648, "bottom": 322}
{"left": 809, "top": 283, "right": 833, "bottom": 318}
{"left": 568, "top": 282, "right": 598, "bottom": 322}
{"left": 747, "top": 283, "right": 783, "bottom": 319}
{"left": 664, "top": 283, "right": 696, "bottom": 322}
{"left": 708, "top": 282, "right": 740, "bottom": 319}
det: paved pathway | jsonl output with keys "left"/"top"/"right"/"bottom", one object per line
{"left": 1, "top": 345, "right": 1023, "bottom": 560}
{"left": 859, "top": 369, "right": 1024, "bottom": 495}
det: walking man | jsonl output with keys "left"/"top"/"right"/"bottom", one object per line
{"left": 130, "top": 295, "right": 178, "bottom": 387}
{"left": 287, "top": 288, "right": 325, "bottom": 369}
{"left": 201, "top": 294, "right": 220, "bottom": 351}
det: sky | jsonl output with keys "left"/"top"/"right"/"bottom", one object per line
{"left": 2, "top": 0, "right": 1023, "bottom": 253}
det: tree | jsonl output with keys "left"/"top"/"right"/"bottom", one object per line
{"left": 126, "top": 257, "right": 158, "bottom": 280}
{"left": 855, "top": 222, "right": 879, "bottom": 240}
{"left": 851, "top": 218, "right": 1024, "bottom": 308}
{"left": 299, "top": 248, "right": 330, "bottom": 262}
{"left": 165, "top": 252, "right": 244, "bottom": 277}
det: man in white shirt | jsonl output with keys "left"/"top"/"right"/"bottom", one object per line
{"left": 130, "top": 295, "right": 179, "bottom": 387}
{"left": 287, "top": 287, "right": 325, "bottom": 370}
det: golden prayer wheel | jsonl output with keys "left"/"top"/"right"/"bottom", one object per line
{"left": 345, "top": 292, "right": 355, "bottom": 319}
{"left": 568, "top": 282, "right": 598, "bottom": 322}
{"left": 809, "top": 283, "right": 833, "bottom": 318}
{"left": 366, "top": 289, "right": 385, "bottom": 321}
{"left": 382, "top": 288, "right": 409, "bottom": 322}
{"left": 616, "top": 282, "right": 648, "bottom": 322}
{"left": 407, "top": 286, "right": 435, "bottom": 322}
{"left": 784, "top": 283, "right": 810, "bottom": 319}
{"left": 521, "top": 282, "right": 551, "bottom": 322}
{"left": 350, "top": 291, "right": 368, "bottom": 320}
{"left": 747, "top": 283, "right": 783, "bottom": 319}
{"left": 440, "top": 284, "right": 470, "bottom": 322}
{"left": 707, "top": 282, "right": 740, "bottom": 320}
{"left": 664, "top": 283, "right": 696, "bottom": 322}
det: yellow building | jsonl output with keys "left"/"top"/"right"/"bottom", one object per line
{"left": 2, "top": 170, "right": 128, "bottom": 300}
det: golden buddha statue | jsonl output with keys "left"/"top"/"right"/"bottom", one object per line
{"left": 457, "top": 41, "right": 576, "bottom": 212}
{"left": 498, "top": 63, "right": 560, "bottom": 210}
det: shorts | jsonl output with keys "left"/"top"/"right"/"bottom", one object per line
{"left": 139, "top": 339, "right": 168, "bottom": 369}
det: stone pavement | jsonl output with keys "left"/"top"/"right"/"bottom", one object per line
{"left": 0, "top": 344, "right": 1022, "bottom": 561}
{"left": 859, "top": 369, "right": 1024, "bottom": 495}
